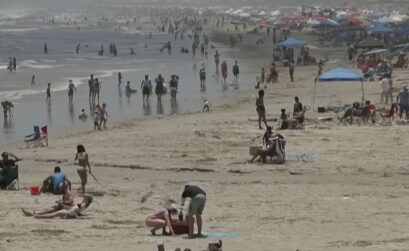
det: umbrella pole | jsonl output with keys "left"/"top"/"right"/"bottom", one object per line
{"left": 311, "top": 80, "right": 317, "bottom": 111}
{"left": 361, "top": 81, "right": 365, "bottom": 103}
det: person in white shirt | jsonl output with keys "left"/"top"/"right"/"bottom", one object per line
{"left": 380, "top": 74, "right": 393, "bottom": 104}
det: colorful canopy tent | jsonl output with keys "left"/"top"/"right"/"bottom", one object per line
{"left": 276, "top": 38, "right": 306, "bottom": 48}
{"left": 312, "top": 68, "right": 365, "bottom": 110}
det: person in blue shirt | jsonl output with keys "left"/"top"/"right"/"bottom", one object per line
{"left": 40, "top": 166, "right": 71, "bottom": 194}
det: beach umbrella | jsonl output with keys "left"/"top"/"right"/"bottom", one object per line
{"left": 276, "top": 38, "right": 306, "bottom": 48}
{"left": 312, "top": 68, "right": 365, "bottom": 110}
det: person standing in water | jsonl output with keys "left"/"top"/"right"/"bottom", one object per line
{"left": 68, "top": 80, "right": 77, "bottom": 101}
{"left": 199, "top": 67, "right": 206, "bottom": 89}
{"left": 169, "top": 75, "right": 178, "bottom": 101}
{"left": 43, "top": 43, "right": 48, "bottom": 54}
{"left": 46, "top": 83, "right": 51, "bottom": 102}
{"left": 88, "top": 75, "right": 94, "bottom": 102}
{"left": 118, "top": 72, "right": 122, "bottom": 85}
{"left": 31, "top": 75, "right": 36, "bottom": 86}
{"left": 141, "top": 75, "right": 152, "bottom": 104}
{"left": 94, "top": 78, "right": 101, "bottom": 104}
{"left": 73, "top": 144, "right": 92, "bottom": 194}
{"left": 155, "top": 74, "right": 165, "bottom": 104}
{"left": 12, "top": 58, "right": 16, "bottom": 71}
{"left": 232, "top": 61, "right": 240, "bottom": 86}
{"left": 221, "top": 60, "right": 228, "bottom": 85}
{"left": 214, "top": 51, "right": 220, "bottom": 72}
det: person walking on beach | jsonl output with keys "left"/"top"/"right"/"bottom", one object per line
{"left": 88, "top": 75, "right": 94, "bottom": 102}
{"left": 68, "top": 80, "right": 77, "bottom": 101}
{"left": 141, "top": 75, "right": 152, "bottom": 104}
{"left": 99, "top": 103, "right": 108, "bottom": 129}
{"left": 396, "top": 86, "right": 409, "bottom": 119}
{"left": 221, "top": 60, "right": 228, "bottom": 85}
{"left": 261, "top": 68, "right": 265, "bottom": 84}
{"left": 256, "top": 90, "right": 268, "bottom": 129}
{"left": 155, "top": 74, "right": 165, "bottom": 104}
{"left": 46, "top": 83, "right": 51, "bottom": 102}
{"left": 31, "top": 75, "right": 36, "bottom": 86}
{"left": 214, "top": 51, "right": 220, "bottom": 72}
{"left": 73, "top": 144, "right": 92, "bottom": 194}
{"left": 293, "top": 96, "right": 303, "bottom": 116}
{"left": 289, "top": 61, "right": 295, "bottom": 82}
{"left": 43, "top": 43, "right": 48, "bottom": 54}
{"left": 94, "top": 78, "right": 101, "bottom": 104}
{"left": 381, "top": 75, "right": 392, "bottom": 104}
{"left": 232, "top": 61, "right": 239, "bottom": 86}
{"left": 180, "top": 185, "right": 206, "bottom": 237}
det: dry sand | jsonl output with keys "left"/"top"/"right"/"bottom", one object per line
{"left": 2, "top": 27, "right": 409, "bottom": 251}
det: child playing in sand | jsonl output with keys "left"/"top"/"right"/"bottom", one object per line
{"left": 94, "top": 107, "right": 101, "bottom": 130}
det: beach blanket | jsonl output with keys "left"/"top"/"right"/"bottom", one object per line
{"left": 286, "top": 152, "right": 317, "bottom": 161}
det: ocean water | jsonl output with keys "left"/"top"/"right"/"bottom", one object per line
{"left": 0, "top": 8, "right": 254, "bottom": 143}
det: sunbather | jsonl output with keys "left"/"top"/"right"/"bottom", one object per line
{"left": 22, "top": 195, "right": 93, "bottom": 219}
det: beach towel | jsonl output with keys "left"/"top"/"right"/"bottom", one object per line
{"left": 181, "top": 232, "right": 240, "bottom": 239}
{"left": 202, "top": 231, "right": 240, "bottom": 238}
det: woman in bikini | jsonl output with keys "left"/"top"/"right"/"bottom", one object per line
{"left": 74, "top": 145, "right": 92, "bottom": 193}
{"left": 22, "top": 196, "right": 93, "bottom": 219}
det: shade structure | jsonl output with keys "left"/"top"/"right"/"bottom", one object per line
{"left": 317, "top": 68, "right": 364, "bottom": 82}
{"left": 276, "top": 38, "right": 306, "bottom": 48}
{"left": 312, "top": 68, "right": 365, "bottom": 110}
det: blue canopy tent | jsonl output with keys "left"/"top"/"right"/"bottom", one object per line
{"left": 366, "top": 25, "right": 394, "bottom": 34}
{"left": 312, "top": 68, "right": 365, "bottom": 110}
{"left": 276, "top": 38, "right": 306, "bottom": 48}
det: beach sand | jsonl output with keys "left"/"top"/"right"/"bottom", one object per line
{"left": 2, "top": 8, "right": 409, "bottom": 251}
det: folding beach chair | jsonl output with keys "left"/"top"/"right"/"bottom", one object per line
{"left": 5, "top": 165, "right": 19, "bottom": 190}
{"left": 24, "top": 126, "right": 41, "bottom": 148}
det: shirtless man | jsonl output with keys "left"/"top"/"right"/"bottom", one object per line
{"left": 94, "top": 78, "right": 101, "bottom": 104}
{"left": 88, "top": 75, "right": 94, "bottom": 102}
